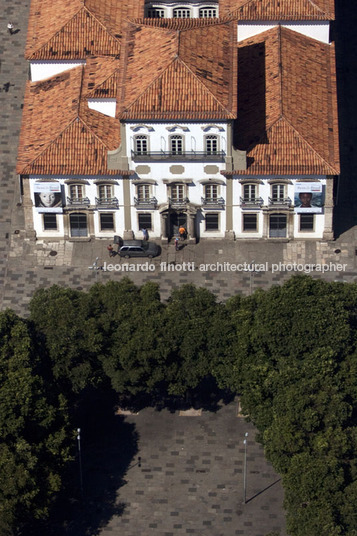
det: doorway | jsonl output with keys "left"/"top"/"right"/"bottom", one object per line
{"left": 269, "top": 214, "right": 287, "bottom": 238}
{"left": 169, "top": 212, "right": 186, "bottom": 239}
{"left": 70, "top": 213, "right": 88, "bottom": 237}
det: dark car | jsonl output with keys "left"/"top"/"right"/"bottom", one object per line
{"left": 118, "top": 240, "right": 160, "bottom": 258}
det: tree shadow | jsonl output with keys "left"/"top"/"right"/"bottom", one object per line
{"left": 26, "top": 394, "right": 139, "bottom": 536}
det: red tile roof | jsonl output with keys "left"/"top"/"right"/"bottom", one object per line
{"left": 25, "top": 0, "right": 145, "bottom": 60}
{"left": 219, "top": 0, "right": 335, "bottom": 20}
{"left": 17, "top": 67, "right": 128, "bottom": 175}
{"left": 225, "top": 26, "right": 339, "bottom": 175}
{"left": 118, "top": 21, "right": 237, "bottom": 120}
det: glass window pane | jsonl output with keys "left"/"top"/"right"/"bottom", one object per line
{"left": 205, "top": 213, "right": 219, "bottom": 231}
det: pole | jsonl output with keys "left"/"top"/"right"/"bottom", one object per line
{"left": 77, "top": 428, "right": 84, "bottom": 500}
{"left": 243, "top": 432, "right": 248, "bottom": 504}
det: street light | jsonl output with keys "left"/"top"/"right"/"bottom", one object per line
{"left": 77, "top": 428, "right": 84, "bottom": 500}
{"left": 243, "top": 432, "right": 248, "bottom": 504}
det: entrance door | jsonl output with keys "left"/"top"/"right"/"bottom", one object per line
{"left": 269, "top": 214, "right": 287, "bottom": 238}
{"left": 169, "top": 212, "right": 186, "bottom": 239}
{"left": 70, "top": 213, "right": 88, "bottom": 237}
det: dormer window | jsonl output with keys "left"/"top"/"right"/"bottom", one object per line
{"left": 199, "top": 7, "right": 218, "bottom": 18}
{"left": 173, "top": 8, "right": 191, "bottom": 18}
{"left": 147, "top": 8, "right": 165, "bottom": 18}
{"left": 170, "top": 135, "right": 184, "bottom": 155}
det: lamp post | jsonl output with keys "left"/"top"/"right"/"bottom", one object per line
{"left": 243, "top": 432, "right": 248, "bottom": 504}
{"left": 77, "top": 428, "right": 84, "bottom": 500}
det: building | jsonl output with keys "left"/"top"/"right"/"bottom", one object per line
{"left": 17, "top": 0, "right": 339, "bottom": 242}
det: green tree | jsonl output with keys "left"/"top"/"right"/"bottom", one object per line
{"left": 29, "top": 285, "right": 103, "bottom": 395}
{"left": 0, "top": 310, "right": 70, "bottom": 535}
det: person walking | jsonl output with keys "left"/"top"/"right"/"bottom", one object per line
{"left": 7, "top": 22, "right": 14, "bottom": 35}
{"left": 175, "top": 237, "right": 179, "bottom": 251}
{"left": 142, "top": 228, "right": 148, "bottom": 241}
{"left": 107, "top": 244, "right": 114, "bottom": 257}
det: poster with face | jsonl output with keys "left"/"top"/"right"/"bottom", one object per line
{"left": 34, "top": 182, "right": 63, "bottom": 213}
{"left": 294, "top": 182, "right": 324, "bottom": 213}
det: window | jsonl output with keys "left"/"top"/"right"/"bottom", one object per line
{"left": 205, "top": 213, "right": 219, "bottom": 231}
{"left": 173, "top": 8, "right": 191, "bottom": 18}
{"left": 272, "top": 184, "right": 285, "bottom": 201}
{"left": 147, "top": 8, "right": 165, "bottom": 17}
{"left": 243, "top": 184, "right": 256, "bottom": 201}
{"left": 170, "top": 135, "right": 183, "bottom": 155}
{"left": 171, "top": 184, "right": 185, "bottom": 201}
{"left": 137, "top": 184, "right": 151, "bottom": 200}
{"left": 43, "top": 214, "right": 57, "bottom": 231}
{"left": 299, "top": 214, "right": 314, "bottom": 231}
{"left": 205, "top": 184, "right": 218, "bottom": 201}
{"left": 98, "top": 184, "right": 113, "bottom": 201}
{"left": 243, "top": 213, "right": 257, "bottom": 231}
{"left": 199, "top": 7, "right": 218, "bottom": 17}
{"left": 135, "top": 135, "right": 148, "bottom": 155}
{"left": 205, "top": 135, "right": 218, "bottom": 155}
{"left": 70, "top": 184, "right": 84, "bottom": 200}
{"left": 138, "top": 213, "right": 152, "bottom": 230}
{"left": 100, "top": 213, "right": 114, "bottom": 231}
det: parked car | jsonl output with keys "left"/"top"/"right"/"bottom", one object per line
{"left": 118, "top": 240, "right": 160, "bottom": 258}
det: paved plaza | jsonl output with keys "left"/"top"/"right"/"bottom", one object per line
{"left": 67, "top": 400, "right": 286, "bottom": 536}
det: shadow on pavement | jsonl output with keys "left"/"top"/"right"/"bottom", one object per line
{"left": 26, "top": 397, "right": 139, "bottom": 536}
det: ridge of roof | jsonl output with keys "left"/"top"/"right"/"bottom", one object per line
{"left": 120, "top": 56, "right": 235, "bottom": 120}
{"left": 224, "top": 0, "right": 334, "bottom": 21}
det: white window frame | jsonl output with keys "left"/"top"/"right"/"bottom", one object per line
{"left": 272, "top": 184, "right": 285, "bottom": 201}
{"left": 134, "top": 135, "right": 149, "bottom": 155}
{"left": 170, "top": 184, "right": 185, "bottom": 201}
{"left": 170, "top": 135, "right": 184, "bottom": 155}
{"left": 243, "top": 184, "right": 257, "bottom": 202}
{"left": 69, "top": 184, "right": 84, "bottom": 200}
{"left": 205, "top": 184, "right": 218, "bottom": 200}
{"left": 199, "top": 7, "right": 218, "bottom": 18}
{"left": 137, "top": 184, "right": 151, "bottom": 200}
{"left": 173, "top": 8, "right": 191, "bottom": 18}
{"left": 205, "top": 135, "right": 219, "bottom": 155}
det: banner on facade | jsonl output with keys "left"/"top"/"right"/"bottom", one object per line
{"left": 294, "top": 182, "right": 324, "bottom": 213}
{"left": 34, "top": 182, "right": 63, "bottom": 213}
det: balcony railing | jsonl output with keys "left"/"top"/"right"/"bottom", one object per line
{"left": 240, "top": 196, "right": 264, "bottom": 207}
{"left": 201, "top": 197, "right": 225, "bottom": 208}
{"left": 268, "top": 197, "right": 292, "bottom": 206}
{"left": 66, "top": 196, "right": 90, "bottom": 207}
{"left": 168, "top": 197, "right": 190, "bottom": 208}
{"left": 134, "top": 197, "right": 158, "bottom": 209}
{"left": 95, "top": 197, "right": 119, "bottom": 208}
{"left": 131, "top": 150, "right": 226, "bottom": 161}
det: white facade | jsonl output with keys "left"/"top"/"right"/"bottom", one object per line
{"left": 29, "top": 176, "right": 125, "bottom": 239}
{"left": 87, "top": 99, "right": 117, "bottom": 118}
{"left": 30, "top": 61, "right": 86, "bottom": 82}
{"left": 237, "top": 21, "right": 330, "bottom": 44}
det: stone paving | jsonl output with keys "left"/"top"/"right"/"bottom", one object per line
{"left": 87, "top": 400, "right": 286, "bottom": 536}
